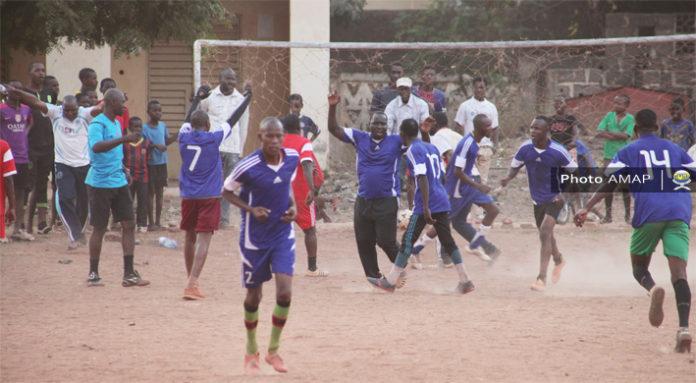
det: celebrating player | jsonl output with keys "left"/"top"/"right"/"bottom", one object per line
{"left": 178, "top": 83, "right": 251, "bottom": 300}
{"left": 222, "top": 117, "right": 298, "bottom": 374}
{"left": 327, "top": 91, "right": 401, "bottom": 280}
{"left": 575, "top": 109, "right": 693, "bottom": 353}
{"left": 501, "top": 116, "right": 576, "bottom": 292}
{"left": 368, "top": 119, "right": 475, "bottom": 294}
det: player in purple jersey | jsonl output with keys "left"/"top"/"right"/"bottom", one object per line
{"left": 178, "top": 84, "right": 251, "bottom": 300}
{"left": 502, "top": 116, "right": 577, "bottom": 292}
{"left": 368, "top": 119, "right": 475, "bottom": 294}
{"left": 446, "top": 114, "right": 501, "bottom": 260}
{"left": 575, "top": 109, "right": 694, "bottom": 353}
{"left": 223, "top": 117, "right": 298, "bottom": 374}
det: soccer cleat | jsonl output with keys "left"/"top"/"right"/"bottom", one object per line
{"left": 367, "top": 276, "right": 396, "bottom": 293}
{"left": 265, "top": 353, "right": 288, "bottom": 373}
{"left": 411, "top": 244, "right": 425, "bottom": 255}
{"left": 674, "top": 327, "right": 692, "bottom": 353}
{"left": 409, "top": 255, "right": 423, "bottom": 270}
{"left": 122, "top": 270, "right": 151, "bottom": 287}
{"left": 648, "top": 286, "right": 665, "bottom": 327}
{"left": 455, "top": 280, "right": 476, "bottom": 294}
{"left": 87, "top": 272, "right": 104, "bottom": 287}
{"left": 551, "top": 257, "right": 566, "bottom": 284}
{"left": 487, "top": 248, "right": 502, "bottom": 264}
{"left": 396, "top": 270, "right": 407, "bottom": 289}
{"left": 183, "top": 286, "right": 205, "bottom": 300}
{"left": 467, "top": 245, "right": 491, "bottom": 262}
{"left": 0, "top": 237, "right": 8, "bottom": 244}
{"left": 305, "top": 269, "right": 329, "bottom": 277}
{"left": 530, "top": 278, "right": 545, "bottom": 292}
{"left": 37, "top": 222, "right": 52, "bottom": 234}
{"left": 244, "top": 353, "right": 261, "bottom": 374}
{"left": 12, "top": 230, "right": 35, "bottom": 242}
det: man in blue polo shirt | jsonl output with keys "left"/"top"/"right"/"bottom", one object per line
{"left": 575, "top": 109, "right": 694, "bottom": 353}
{"left": 368, "top": 118, "right": 475, "bottom": 294}
{"left": 501, "top": 116, "right": 576, "bottom": 292}
{"left": 328, "top": 92, "right": 402, "bottom": 280}
{"left": 86, "top": 88, "right": 149, "bottom": 288}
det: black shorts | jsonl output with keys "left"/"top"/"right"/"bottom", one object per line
{"left": 399, "top": 211, "right": 458, "bottom": 256}
{"left": 88, "top": 185, "right": 135, "bottom": 229}
{"left": 148, "top": 163, "right": 168, "bottom": 189}
{"left": 533, "top": 201, "right": 563, "bottom": 228}
{"left": 13, "top": 163, "right": 32, "bottom": 193}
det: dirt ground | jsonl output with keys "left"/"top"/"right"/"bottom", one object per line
{"left": 2, "top": 134, "right": 695, "bottom": 382}
{"left": 2, "top": 202, "right": 695, "bottom": 382}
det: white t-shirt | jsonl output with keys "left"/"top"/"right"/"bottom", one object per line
{"left": 431, "top": 128, "right": 463, "bottom": 157}
{"left": 44, "top": 104, "right": 96, "bottom": 167}
{"left": 384, "top": 94, "right": 430, "bottom": 136}
{"left": 454, "top": 97, "right": 499, "bottom": 147}
{"left": 199, "top": 86, "right": 249, "bottom": 154}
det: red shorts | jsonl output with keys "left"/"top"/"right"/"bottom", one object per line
{"left": 295, "top": 199, "right": 316, "bottom": 230}
{"left": 180, "top": 198, "right": 221, "bottom": 232}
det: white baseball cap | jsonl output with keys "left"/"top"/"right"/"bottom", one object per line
{"left": 395, "top": 77, "right": 412, "bottom": 88}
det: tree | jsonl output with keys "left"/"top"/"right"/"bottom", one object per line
{"left": 1, "top": 0, "right": 225, "bottom": 56}
{"left": 330, "top": 0, "right": 366, "bottom": 27}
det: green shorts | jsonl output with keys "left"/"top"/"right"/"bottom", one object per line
{"left": 629, "top": 220, "right": 690, "bottom": 262}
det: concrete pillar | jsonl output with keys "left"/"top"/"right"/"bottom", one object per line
{"left": 45, "top": 38, "right": 111, "bottom": 97}
{"left": 289, "top": 0, "right": 330, "bottom": 168}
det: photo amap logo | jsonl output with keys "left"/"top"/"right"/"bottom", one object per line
{"left": 673, "top": 170, "right": 691, "bottom": 191}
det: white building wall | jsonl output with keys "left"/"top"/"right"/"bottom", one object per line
{"left": 290, "top": 0, "right": 330, "bottom": 168}
{"left": 45, "top": 38, "right": 111, "bottom": 97}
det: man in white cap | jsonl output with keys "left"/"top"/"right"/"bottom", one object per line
{"left": 384, "top": 77, "right": 430, "bottom": 136}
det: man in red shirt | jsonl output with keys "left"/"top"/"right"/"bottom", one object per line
{"left": 0, "top": 138, "right": 17, "bottom": 243}
{"left": 281, "top": 114, "right": 327, "bottom": 277}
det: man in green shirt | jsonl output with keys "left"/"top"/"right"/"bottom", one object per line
{"left": 596, "top": 94, "right": 634, "bottom": 223}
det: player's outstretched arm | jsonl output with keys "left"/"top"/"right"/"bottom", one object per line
{"left": 226, "top": 89, "right": 252, "bottom": 129}
{"left": 420, "top": 116, "right": 435, "bottom": 143}
{"left": 5, "top": 85, "right": 48, "bottom": 114}
{"left": 574, "top": 181, "right": 617, "bottom": 227}
{"left": 500, "top": 166, "right": 521, "bottom": 187}
{"left": 327, "top": 91, "right": 345, "bottom": 140}
{"left": 184, "top": 85, "right": 211, "bottom": 123}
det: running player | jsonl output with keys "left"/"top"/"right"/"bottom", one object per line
{"left": 574, "top": 109, "right": 693, "bottom": 353}
{"left": 446, "top": 114, "right": 502, "bottom": 261}
{"left": 501, "top": 116, "right": 577, "bottom": 292}
{"left": 327, "top": 91, "right": 401, "bottom": 280}
{"left": 178, "top": 83, "right": 251, "bottom": 300}
{"left": 367, "top": 119, "right": 475, "bottom": 294}
{"left": 282, "top": 114, "right": 328, "bottom": 277}
{"left": 222, "top": 117, "right": 298, "bottom": 374}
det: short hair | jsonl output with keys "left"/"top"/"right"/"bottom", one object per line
{"left": 260, "top": 117, "right": 283, "bottom": 132}
{"left": 147, "top": 100, "right": 161, "bottom": 110}
{"left": 44, "top": 75, "right": 57, "bottom": 83}
{"left": 283, "top": 114, "right": 301, "bottom": 133}
{"left": 433, "top": 112, "right": 448, "bottom": 129}
{"left": 288, "top": 93, "right": 303, "bottom": 104}
{"left": 62, "top": 95, "right": 77, "bottom": 105}
{"left": 28, "top": 61, "right": 43, "bottom": 72}
{"left": 190, "top": 110, "right": 209, "bottom": 129}
{"left": 399, "top": 118, "right": 419, "bottom": 138}
{"left": 672, "top": 98, "right": 685, "bottom": 107}
{"left": 129, "top": 116, "right": 142, "bottom": 126}
{"left": 635, "top": 109, "right": 657, "bottom": 131}
{"left": 100, "top": 77, "right": 116, "bottom": 88}
{"left": 616, "top": 93, "right": 630, "bottom": 106}
{"left": 472, "top": 76, "right": 487, "bottom": 86}
{"left": 78, "top": 68, "right": 96, "bottom": 81}
{"left": 75, "top": 92, "right": 88, "bottom": 102}
{"left": 534, "top": 115, "right": 551, "bottom": 126}
{"left": 370, "top": 111, "right": 387, "bottom": 122}
{"left": 422, "top": 64, "right": 436, "bottom": 73}
{"left": 391, "top": 62, "right": 402, "bottom": 68}
{"left": 473, "top": 113, "right": 490, "bottom": 128}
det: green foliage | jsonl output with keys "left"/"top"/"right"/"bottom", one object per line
{"left": 330, "top": 0, "right": 366, "bottom": 26}
{"left": 1, "top": 0, "right": 225, "bottom": 55}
